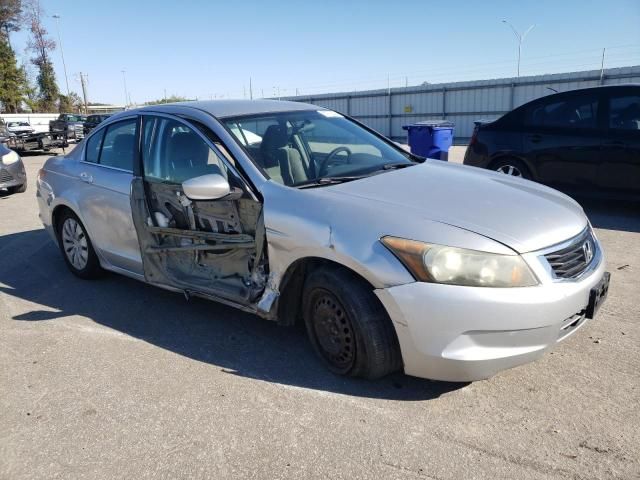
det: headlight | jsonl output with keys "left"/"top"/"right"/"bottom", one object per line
{"left": 381, "top": 236, "right": 538, "bottom": 287}
{"left": 1, "top": 150, "right": 20, "bottom": 165}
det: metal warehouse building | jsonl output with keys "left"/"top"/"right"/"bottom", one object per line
{"left": 284, "top": 65, "right": 640, "bottom": 145}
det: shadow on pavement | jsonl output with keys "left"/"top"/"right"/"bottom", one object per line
{"left": 0, "top": 228, "right": 465, "bottom": 401}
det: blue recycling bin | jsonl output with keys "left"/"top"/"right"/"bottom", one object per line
{"left": 402, "top": 120, "right": 455, "bottom": 161}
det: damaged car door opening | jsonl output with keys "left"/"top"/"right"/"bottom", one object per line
{"left": 38, "top": 100, "right": 609, "bottom": 382}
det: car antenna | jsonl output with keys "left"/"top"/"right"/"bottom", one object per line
{"left": 546, "top": 87, "right": 559, "bottom": 93}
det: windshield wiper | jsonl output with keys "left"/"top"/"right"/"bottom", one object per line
{"left": 295, "top": 176, "right": 362, "bottom": 189}
{"left": 381, "top": 162, "right": 415, "bottom": 170}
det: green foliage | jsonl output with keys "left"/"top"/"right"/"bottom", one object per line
{"left": 0, "top": 35, "right": 28, "bottom": 112}
{"left": 58, "top": 91, "right": 83, "bottom": 113}
{"left": 34, "top": 58, "right": 58, "bottom": 111}
{"left": 0, "top": 0, "right": 22, "bottom": 34}
{"left": 24, "top": 0, "right": 59, "bottom": 112}
{"left": 23, "top": 75, "right": 39, "bottom": 111}
{"left": 58, "top": 93, "right": 73, "bottom": 113}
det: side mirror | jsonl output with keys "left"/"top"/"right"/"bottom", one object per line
{"left": 182, "top": 173, "right": 230, "bottom": 201}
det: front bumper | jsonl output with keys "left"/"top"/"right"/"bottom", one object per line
{"left": 375, "top": 253, "right": 607, "bottom": 382}
{"left": 0, "top": 160, "right": 26, "bottom": 189}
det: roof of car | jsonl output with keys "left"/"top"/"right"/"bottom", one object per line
{"left": 135, "top": 99, "right": 322, "bottom": 119}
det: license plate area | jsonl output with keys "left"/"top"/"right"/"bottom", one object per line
{"left": 586, "top": 272, "right": 610, "bottom": 319}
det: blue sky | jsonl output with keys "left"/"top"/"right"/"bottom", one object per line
{"left": 9, "top": 0, "right": 640, "bottom": 104}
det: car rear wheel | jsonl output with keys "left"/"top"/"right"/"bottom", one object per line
{"left": 490, "top": 158, "right": 532, "bottom": 180}
{"left": 303, "top": 265, "right": 402, "bottom": 379}
{"left": 56, "top": 210, "right": 103, "bottom": 279}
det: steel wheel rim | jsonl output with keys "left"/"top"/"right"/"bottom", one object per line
{"left": 311, "top": 290, "right": 355, "bottom": 371}
{"left": 496, "top": 164, "right": 523, "bottom": 177}
{"left": 62, "top": 218, "right": 88, "bottom": 270}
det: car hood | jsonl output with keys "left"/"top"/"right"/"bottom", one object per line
{"left": 323, "top": 161, "right": 587, "bottom": 253}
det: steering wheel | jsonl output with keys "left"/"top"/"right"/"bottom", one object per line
{"left": 318, "top": 146, "right": 352, "bottom": 176}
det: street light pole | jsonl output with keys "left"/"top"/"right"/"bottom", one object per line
{"left": 501, "top": 20, "right": 535, "bottom": 78}
{"left": 52, "top": 14, "right": 70, "bottom": 96}
{"left": 121, "top": 70, "right": 129, "bottom": 108}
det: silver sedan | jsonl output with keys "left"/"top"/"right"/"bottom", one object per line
{"left": 36, "top": 100, "right": 609, "bottom": 382}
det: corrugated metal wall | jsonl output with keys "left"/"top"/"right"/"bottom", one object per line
{"left": 283, "top": 66, "right": 640, "bottom": 144}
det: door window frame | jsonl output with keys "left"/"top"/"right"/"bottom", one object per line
{"left": 139, "top": 112, "right": 257, "bottom": 199}
{"left": 81, "top": 115, "right": 139, "bottom": 173}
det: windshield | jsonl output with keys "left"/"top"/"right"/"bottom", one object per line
{"left": 66, "top": 115, "right": 84, "bottom": 122}
{"left": 224, "top": 110, "right": 414, "bottom": 187}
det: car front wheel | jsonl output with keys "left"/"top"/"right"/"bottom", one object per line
{"left": 303, "top": 265, "right": 402, "bottom": 379}
{"left": 56, "top": 210, "right": 103, "bottom": 279}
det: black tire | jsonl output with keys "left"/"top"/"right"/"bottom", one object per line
{"left": 55, "top": 210, "right": 103, "bottom": 279}
{"left": 303, "top": 265, "right": 402, "bottom": 379}
{"left": 489, "top": 157, "right": 532, "bottom": 180}
{"left": 7, "top": 183, "right": 26, "bottom": 194}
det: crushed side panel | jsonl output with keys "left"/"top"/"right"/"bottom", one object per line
{"left": 130, "top": 178, "right": 268, "bottom": 307}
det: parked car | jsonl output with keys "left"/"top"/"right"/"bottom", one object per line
{"left": 50, "top": 113, "right": 86, "bottom": 142}
{"left": 0, "top": 143, "right": 27, "bottom": 193}
{"left": 6, "top": 121, "right": 35, "bottom": 135}
{"left": 464, "top": 85, "right": 640, "bottom": 197}
{"left": 36, "top": 100, "right": 609, "bottom": 382}
{"left": 83, "top": 114, "right": 111, "bottom": 134}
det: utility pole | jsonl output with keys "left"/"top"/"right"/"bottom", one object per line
{"left": 164, "top": 88, "right": 167, "bottom": 103}
{"left": 52, "top": 15, "right": 70, "bottom": 97}
{"left": 501, "top": 20, "right": 535, "bottom": 78}
{"left": 79, "top": 72, "right": 89, "bottom": 113}
{"left": 121, "top": 70, "right": 129, "bottom": 108}
{"left": 599, "top": 48, "right": 606, "bottom": 84}
{"left": 249, "top": 77, "right": 253, "bottom": 100}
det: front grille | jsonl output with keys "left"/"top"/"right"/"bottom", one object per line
{"left": 0, "top": 169, "right": 14, "bottom": 183}
{"left": 544, "top": 229, "right": 596, "bottom": 279}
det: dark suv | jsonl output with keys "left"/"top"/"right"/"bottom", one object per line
{"left": 464, "top": 85, "right": 640, "bottom": 196}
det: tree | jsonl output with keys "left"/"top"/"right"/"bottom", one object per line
{"left": 22, "top": 72, "right": 39, "bottom": 111}
{"left": 24, "top": 0, "right": 58, "bottom": 112}
{"left": 0, "top": 0, "right": 27, "bottom": 112}
{"left": 58, "top": 91, "right": 83, "bottom": 113}
{"left": 0, "top": 0, "right": 22, "bottom": 38}
{"left": 0, "top": 37, "right": 28, "bottom": 112}
{"left": 57, "top": 93, "right": 72, "bottom": 113}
